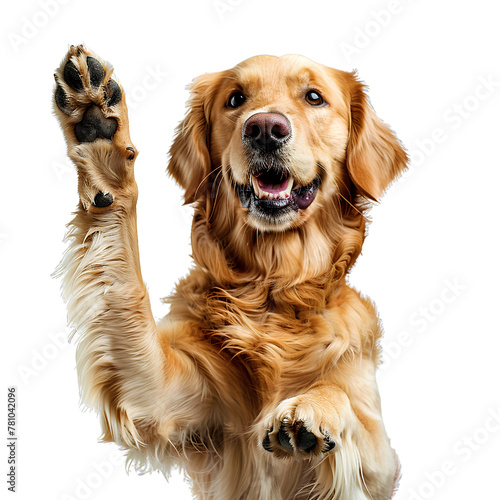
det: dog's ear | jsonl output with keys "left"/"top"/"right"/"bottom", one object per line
{"left": 345, "top": 72, "right": 408, "bottom": 201}
{"left": 168, "top": 72, "right": 223, "bottom": 204}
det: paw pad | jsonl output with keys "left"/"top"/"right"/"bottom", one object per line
{"left": 74, "top": 106, "right": 117, "bottom": 143}
{"left": 55, "top": 51, "right": 123, "bottom": 144}
{"left": 86, "top": 56, "right": 105, "bottom": 88}
{"left": 92, "top": 191, "right": 114, "bottom": 208}
{"left": 106, "top": 80, "right": 122, "bottom": 107}
{"left": 262, "top": 433, "right": 272, "bottom": 452}
{"left": 55, "top": 85, "right": 68, "bottom": 112}
{"left": 296, "top": 426, "right": 317, "bottom": 452}
{"left": 63, "top": 60, "right": 83, "bottom": 91}
{"left": 262, "top": 424, "right": 336, "bottom": 456}
{"left": 277, "top": 426, "right": 293, "bottom": 451}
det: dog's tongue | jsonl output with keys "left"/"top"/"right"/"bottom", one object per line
{"left": 291, "top": 177, "right": 320, "bottom": 209}
{"left": 256, "top": 176, "right": 289, "bottom": 195}
{"left": 237, "top": 175, "right": 321, "bottom": 210}
{"left": 252, "top": 175, "right": 294, "bottom": 200}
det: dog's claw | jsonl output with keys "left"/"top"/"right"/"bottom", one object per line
{"left": 323, "top": 437, "right": 336, "bottom": 452}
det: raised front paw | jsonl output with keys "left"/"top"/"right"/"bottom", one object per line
{"left": 53, "top": 44, "right": 135, "bottom": 158}
{"left": 53, "top": 45, "right": 137, "bottom": 210}
{"left": 262, "top": 395, "right": 340, "bottom": 459}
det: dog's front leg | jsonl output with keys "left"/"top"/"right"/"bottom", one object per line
{"left": 261, "top": 380, "right": 398, "bottom": 500}
{"left": 53, "top": 45, "right": 208, "bottom": 453}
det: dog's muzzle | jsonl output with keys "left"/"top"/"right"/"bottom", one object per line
{"left": 236, "top": 112, "right": 320, "bottom": 221}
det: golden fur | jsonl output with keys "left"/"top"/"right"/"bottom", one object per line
{"left": 54, "top": 46, "right": 407, "bottom": 500}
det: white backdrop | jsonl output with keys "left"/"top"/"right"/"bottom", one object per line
{"left": 1, "top": 1, "right": 499, "bottom": 499}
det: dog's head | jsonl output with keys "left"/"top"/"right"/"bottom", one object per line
{"left": 169, "top": 54, "right": 407, "bottom": 236}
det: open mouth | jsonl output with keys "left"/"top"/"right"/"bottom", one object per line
{"left": 236, "top": 167, "right": 320, "bottom": 214}
{"left": 251, "top": 170, "right": 293, "bottom": 201}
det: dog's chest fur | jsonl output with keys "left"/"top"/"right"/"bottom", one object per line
{"left": 168, "top": 272, "right": 375, "bottom": 407}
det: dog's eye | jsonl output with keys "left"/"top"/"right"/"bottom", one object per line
{"left": 305, "top": 90, "right": 325, "bottom": 106}
{"left": 227, "top": 91, "right": 246, "bottom": 109}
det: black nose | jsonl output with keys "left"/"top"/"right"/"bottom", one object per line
{"left": 243, "top": 112, "right": 291, "bottom": 153}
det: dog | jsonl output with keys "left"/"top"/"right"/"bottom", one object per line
{"left": 53, "top": 45, "right": 407, "bottom": 500}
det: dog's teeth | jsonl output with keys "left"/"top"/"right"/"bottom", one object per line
{"left": 251, "top": 175, "right": 270, "bottom": 200}
{"left": 251, "top": 175, "right": 264, "bottom": 199}
{"left": 251, "top": 175, "right": 294, "bottom": 200}
{"left": 282, "top": 178, "right": 293, "bottom": 197}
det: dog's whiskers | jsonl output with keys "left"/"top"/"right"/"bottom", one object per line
{"left": 316, "top": 162, "right": 366, "bottom": 220}
{"left": 222, "top": 114, "right": 238, "bottom": 125}
{"left": 207, "top": 167, "right": 224, "bottom": 221}
{"left": 193, "top": 165, "right": 222, "bottom": 202}
{"left": 359, "top": 460, "right": 375, "bottom": 500}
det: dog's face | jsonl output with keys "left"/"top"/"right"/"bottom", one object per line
{"left": 210, "top": 55, "right": 351, "bottom": 232}
{"left": 169, "top": 55, "right": 407, "bottom": 233}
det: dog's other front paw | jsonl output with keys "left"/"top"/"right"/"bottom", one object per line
{"left": 262, "top": 395, "right": 340, "bottom": 460}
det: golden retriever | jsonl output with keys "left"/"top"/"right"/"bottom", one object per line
{"left": 53, "top": 44, "right": 407, "bottom": 500}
